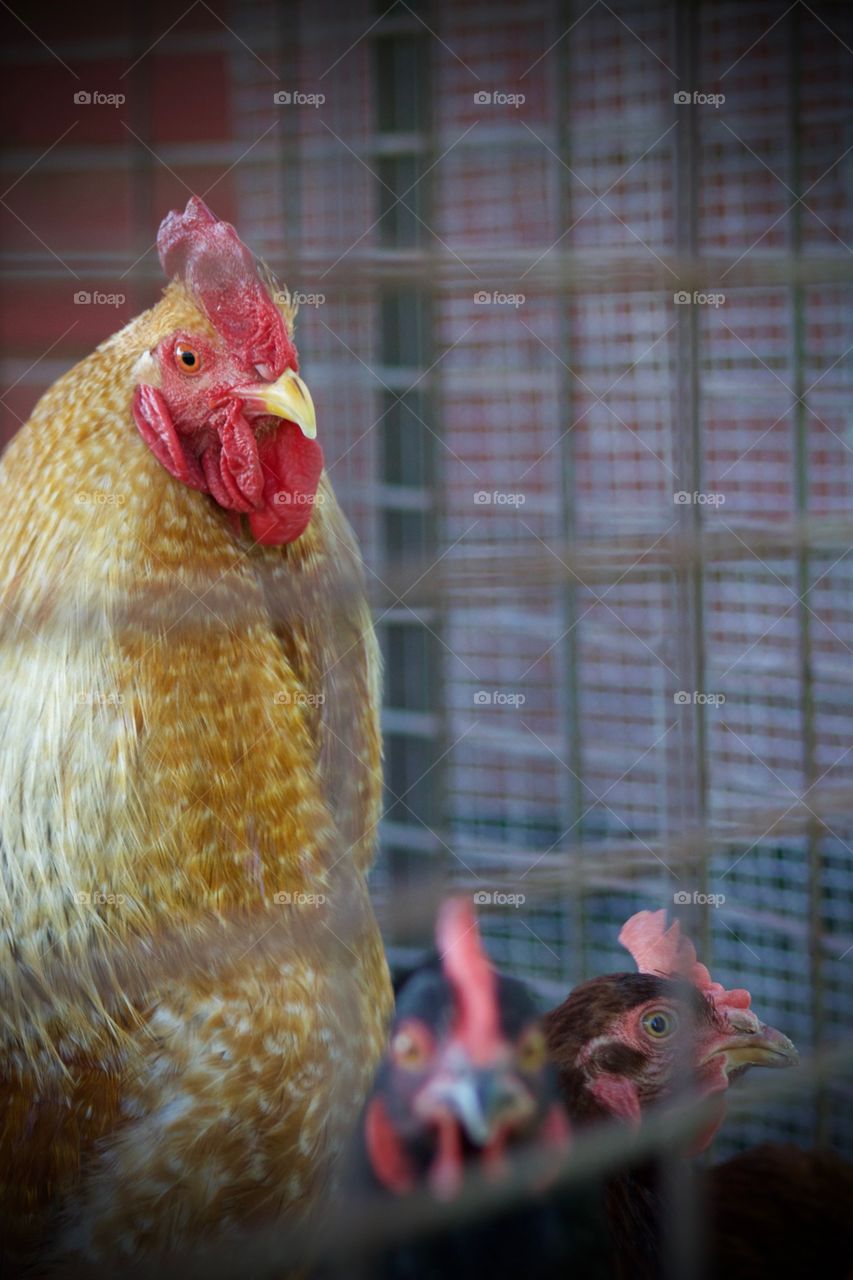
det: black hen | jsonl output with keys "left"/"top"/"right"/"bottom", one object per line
{"left": 324, "top": 897, "right": 612, "bottom": 1280}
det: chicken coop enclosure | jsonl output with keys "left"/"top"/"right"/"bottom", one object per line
{"left": 1, "top": 0, "right": 851, "bottom": 1230}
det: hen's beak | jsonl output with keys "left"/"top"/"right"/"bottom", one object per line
{"left": 417, "top": 1065, "right": 534, "bottom": 1145}
{"left": 234, "top": 368, "right": 317, "bottom": 439}
{"left": 704, "top": 1023, "right": 799, "bottom": 1076}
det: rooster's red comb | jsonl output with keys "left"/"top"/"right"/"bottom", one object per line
{"left": 618, "top": 909, "right": 751, "bottom": 1016}
{"left": 437, "top": 898, "right": 501, "bottom": 1061}
{"left": 157, "top": 196, "right": 294, "bottom": 379}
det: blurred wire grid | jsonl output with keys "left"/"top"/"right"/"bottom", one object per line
{"left": 270, "top": 0, "right": 853, "bottom": 1159}
{"left": 1, "top": 0, "right": 851, "bottom": 1166}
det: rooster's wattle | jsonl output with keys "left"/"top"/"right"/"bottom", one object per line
{"left": 0, "top": 197, "right": 392, "bottom": 1268}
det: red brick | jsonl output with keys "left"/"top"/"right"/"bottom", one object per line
{"left": 1, "top": 59, "right": 130, "bottom": 146}
{"left": 0, "top": 169, "right": 133, "bottom": 254}
{"left": 149, "top": 53, "right": 231, "bottom": 141}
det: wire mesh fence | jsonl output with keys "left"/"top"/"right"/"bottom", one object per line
{"left": 243, "top": 0, "right": 853, "bottom": 1159}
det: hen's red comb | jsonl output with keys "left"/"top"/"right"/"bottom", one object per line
{"left": 618, "top": 909, "right": 751, "bottom": 1015}
{"left": 157, "top": 196, "right": 294, "bottom": 379}
{"left": 437, "top": 898, "right": 501, "bottom": 1062}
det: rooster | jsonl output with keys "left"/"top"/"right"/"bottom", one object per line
{"left": 0, "top": 197, "right": 392, "bottom": 1268}
{"left": 326, "top": 897, "right": 612, "bottom": 1280}
{"left": 545, "top": 910, "right": 804, "bottom": 1278}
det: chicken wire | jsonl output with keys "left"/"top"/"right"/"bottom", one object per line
{"left": 268, "top": 0, "right": 853, "bottom": 1158}
{"left": 1, "top": 0, "right": 851, "bottom": 1196}
{"left": 232, "top": 0, "right": 853, "bottom": 1158}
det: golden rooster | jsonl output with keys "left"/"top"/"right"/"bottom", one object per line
{"left": 0, "top": 197, "right": 392, "bottom": 1268}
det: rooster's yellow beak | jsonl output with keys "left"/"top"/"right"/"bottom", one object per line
{"left": 235, "top": 369, "right": 317, "bottom": 440}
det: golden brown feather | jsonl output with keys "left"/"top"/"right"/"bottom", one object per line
{"left": 0, "top": 279, "right": 392, "bottom": 1266}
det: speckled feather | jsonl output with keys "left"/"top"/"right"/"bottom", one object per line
{"left": 0, "top": 280, "right": 392, "bottom": 1264}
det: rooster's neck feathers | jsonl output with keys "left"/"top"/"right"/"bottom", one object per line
{"left": 0, "top": 279, "right": 382, "bottom": 1057}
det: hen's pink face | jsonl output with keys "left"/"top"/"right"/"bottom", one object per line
{"left": 132, "top": 196, "right": 324, "bottom": 546}
{"left": 609, "top": 994, "right": 795, "bottom": 1102}
{"left": 572, "top": 981, "right": 798, "bottom": 1151}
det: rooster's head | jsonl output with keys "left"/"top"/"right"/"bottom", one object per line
{"left": 131, "top": 196, "right": 322, "bottom": 545}
{"left": 362, "top": 898, "right": 570, "bottom": 1201}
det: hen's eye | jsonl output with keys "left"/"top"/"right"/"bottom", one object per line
{"left": 642, "top": 1008, "right": 678, "bottom": 1039}
{"left": 390, "top": 1020, "right": 433, "bottom": 1071}
{"left": 516, "top": 1026, "right": 548, "bottom": 1073}
{"left": 175, "top": 343, "right": 202, "bottom": 374}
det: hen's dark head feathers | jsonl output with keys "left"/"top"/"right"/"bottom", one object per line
{"left": 359, "top": 899, "right": 570, "bottom": 1201}
{"left": 544, "top": 912, "right": 798, "bottom": 1150}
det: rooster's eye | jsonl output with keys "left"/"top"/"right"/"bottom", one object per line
{"left": 642, "top": 1008, "right": 678, "bottom": 1039}
{"left": 391, "top": 1020, "right": 433, "bottom": 1071}
{"left": 516, "top": 1026, "right": 548, "bottom": 1073}
{"left": 174, "top": 343, "right": 202, "bottom": 374}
